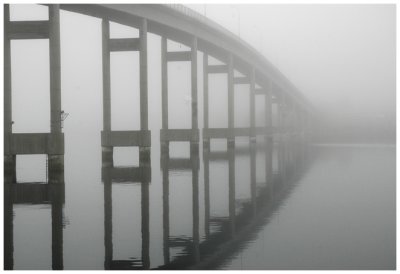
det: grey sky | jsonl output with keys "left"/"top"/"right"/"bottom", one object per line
{"left": 189, "top": 4, "right": 396, "bottom": 125}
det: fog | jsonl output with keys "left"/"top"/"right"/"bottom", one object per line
{"left": 5, "top": 4, "right": 396, "bottom": 270}
{"left": 8, "top": 4, "right": 395, "bottom": 143}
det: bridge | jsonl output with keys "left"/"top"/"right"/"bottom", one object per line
{"left": 4, "top": 4, "right": 314, "bottom": 270}
{"left": 4, "top": 4, "right": 313, "bottom": 181}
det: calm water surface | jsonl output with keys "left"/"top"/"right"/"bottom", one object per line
{"left": 4, "top": 130, "right": 395, "bottom": 270}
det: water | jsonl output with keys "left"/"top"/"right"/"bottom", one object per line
{"left": 4, "top": 131, "right": 395, "bottom": 270}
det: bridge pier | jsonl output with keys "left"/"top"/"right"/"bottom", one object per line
{"left": 4, "top": 4, "right": 64, "bottom": 184}
{"left": 160, "top": 35, "right": 199, "bottom": 156}
{"left": 101, "top": 18, "right": 151, "bottom": 166}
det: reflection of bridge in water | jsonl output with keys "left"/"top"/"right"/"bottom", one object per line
{"left": 4, "top": 3, "right": 315, "bottom": 270}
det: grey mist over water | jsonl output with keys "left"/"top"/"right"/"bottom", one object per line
{"left": 4, "top": 4, "right": 396, "bottom": 270}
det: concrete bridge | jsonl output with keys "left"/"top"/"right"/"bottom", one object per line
{"left": 4, "top": 4, "right": 313, "bottom": 182}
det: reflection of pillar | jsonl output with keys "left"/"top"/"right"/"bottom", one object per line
{"left": 102, "top": 19, "right": 113, "bottom": 164}
{"left": 227, "top": 54, "right": 235, "bottom": 148}
{"left": 139, "top": 18, "right": 150, "bottom": 163}
{"left": 203, "top": 148, "right": 210, "bottom": 239}
{"left": 162, "top": 163, "right": 170, "bottom": 264}
{"left": 203, "top": 53, "right": 209, "bottom": 150}
{"left": 192, "top": 168, "right": 200, "bottom": 263}
{"left": 228, "top": 147, "right": 235, "bottom": 236}
{"left": 141, "top": 182, "right": 150, "bottom": 269}
{"left": 191, "top": 36, "right": 199, "bottom": 155}
{"left": 104, "top": 180, "right": 112, "bottom": 270}
{"left": 4, "top": 185, "right": 13, "bottom": 270}
{"left": 51, "top": 189, "right": 64, "bottom": 270}
{"left": 250, "top": 144, "right": 257, "bottom": 216}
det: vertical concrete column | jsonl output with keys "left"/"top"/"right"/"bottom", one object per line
{"left": 4, "top": 4, "right": 12, "bottom": 137}
{"left": 227, "top": 53, "right": 234, "bottom": 148}
{"left": 191, "top": 36, "right": 199, "bottom": 154}
{"left": 249, "top": 68, "right": 256, "bottom": 143}
{"left": 101, "top": 19, "right": 113, "bottom": 163}
{"left": 139, "top": 18, "right": 150, "bottom": 163}
{"left": 203, "top": 53, "right": 209, "bottom": 150}
{"left": 4, "top": 4, "right": 16, "bottom": 182}
{"left": 141, "top": 182, "right": 150, "bottom": 269}
{"left": 192, "top": 168, "right": 200, "bottom": 263}
{"left": 49, "top": 5, "right": 61, "bottom": 134}
{"left": 228, "top": 147, "right": 235, "bottom": 236}
{"left": 265, "top": 83, "right": 273, "bottom": 185}
{"left": 102, "top": 19, "right": 111, "bottom": 131}
{"left": 161, "top": 36, "right": 169, "bottom": 155}
{"left": 162, "top": 167, "right": 170, "bottom": 264}
{"left": 48, "top": 5, "right": 64, "bottom": 173}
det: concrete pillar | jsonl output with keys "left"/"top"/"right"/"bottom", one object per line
{"left": 249, "top": 68, "right": 256, "bottom": 143}
{"left": 228, "top": 147, "right": 235, "bottom": 236}
{"left": 49, "top": 5, "right": 64, "bottom": 175}
{"left": 102, "top": 19, "right": 111, "bottom": 131}
{"left": 141, "top": 182, "right": 150, "bottom": 269}
{"left": 4, "top": 4, "right": 12, "bottom": 136}
{"left": 203, "top": 53, "right": 209, "bottom": 150}
{"left": 192, "top": 168, "right": 200, "bottom": 263}
{"left": 161, "top": 36, "right": 169, "bottom": 155}
{"left": 4, "top": 5, "right": 15, "bottom": 182}
{"left": 102, "top": 19, "right": 113, "bottom": 164}
{"left": 49, "top": 5, "right": 61, "bottom": 134}
{"left": 139, "top": 18, "right": 150, "bottom": 163}
{"left": 265, "top": 83, "right": 273, "bottom": 185}
{"left": 162, "top": 166, "right": 170, "bottom": 264}
{"left": 227, "top": 54, "right": 234, "bottom": 148}
{"left": 191, "top": 36, "right": 199, "bottom": 155}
